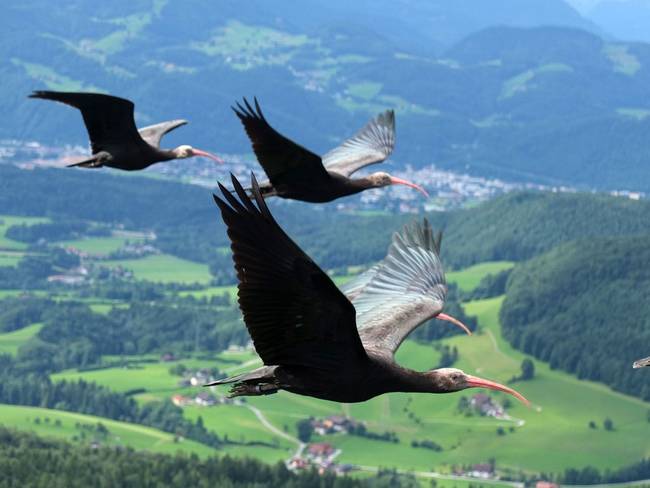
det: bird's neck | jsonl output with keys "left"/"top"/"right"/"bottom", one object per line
{"left": 342, "top": 176, "right": 376, "bottom": 196}
{"left": 376, "top": 360, "right": 451, "bottom": 394}
{"left": 158, "top": 149, "right": 178, "bottom": 162}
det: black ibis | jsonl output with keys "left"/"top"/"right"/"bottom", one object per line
{"left": 232, "top": 98, "right": 428, "bottom": 203}
{"left": 633, "top": 356, "right": 650, "bottom": 368}
{"left": 29, "top": 91, "right": 222, "bottom": 170}
{"left": 207, "top": 173, "right": 529, "bottom": 407}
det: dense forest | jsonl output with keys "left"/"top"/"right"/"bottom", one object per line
{"left": 500, "top": 236, "right": 650, "bottom": 400}
{"left": 0, "top": 427, "right": 419, "bottom": 487}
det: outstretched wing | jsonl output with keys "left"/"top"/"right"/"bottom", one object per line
{"left": 213, "top": 173, "right": 368, "bottom": 370}
{"left": 339, "top": 263, "right": 382, "bottom": 302}
{"left": 29, "top": 91, "right": 147, "bottom": 153}
{"left": 138, "top": 119, "right": 188, "bottom": 148}
{"left": 232, "top": 98, "right": 331, "bottom": 187}
{"left": 349, "top": 219, "right": 447, "bottom": 356}
{"left": 323, "top": 110, "right": 395, "bottom": 177}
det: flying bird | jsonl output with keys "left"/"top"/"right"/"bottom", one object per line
{"left": 208, "top": 173, "right": 529, "bottom": 407}
{"left": 340, "top": 225, "right": 472, "bottom": 336}
{"left": 232, "top": 98, "right": 428, "bottom": 203}
{"left": 29, "top": 91, "right": 222, "bottom": 170}
{"left": 633, "top": 356, "right": 650, "bottom": 368}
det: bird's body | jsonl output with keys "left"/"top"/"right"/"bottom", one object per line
{"left": 633, "top": 356, "right": 650, "bottom": 368}
{"left": 29, "top": 91, "right": 222, "bottom": 170}
{"left": 208, "top": 173, "right": 528, "bottom": 407}
{"left": 233, "top": 98, "right": 428, "bottom": 203}
{"left": 255, "top": 172, "right": 383, "bottom": 203}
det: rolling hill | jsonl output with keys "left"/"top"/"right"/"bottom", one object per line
{"left": 500, "top": 235, "right": 650, "bottom": 400}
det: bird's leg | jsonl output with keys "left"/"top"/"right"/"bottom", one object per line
{"left": 228, "top": 382, "right": 279, "bottom": 398}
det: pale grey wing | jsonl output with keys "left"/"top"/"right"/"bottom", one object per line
{"left": 339, "top": 263, "right": 382, "bottom": 302}
{"left": 633, "top": 356, "right": 650, "bottom": 368}
{"left": 138, "top": 119, "right": 188, "bottom": 148}
{"left": 323, "top": 110, "right": 395, "bottom": 177}
{"left": 352, "top": 219, "right": 446, "bottom": 356}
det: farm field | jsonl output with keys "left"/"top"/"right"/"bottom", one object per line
{"left": 0, "top": 215, "right": 49, "bottom": 250}
{"left": 0, "top": 403, "right": 213, "bottom": 456}
{"left": 447, "top": 261, "right": 514, "bottom": 292}
{"left": 104, "top": 254, "right": 213, "bottom": 284}
{"left": 42, "top": 260, "right": 650, "bottom": 475}
{"left": 0, "top": 323, "right": 43, "bottom": 355}
{"left": 58, "top": 236, "right": 138, "bottom": 255}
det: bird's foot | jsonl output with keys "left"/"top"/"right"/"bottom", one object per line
{"left": 228, "top": 382, "right": 279, "bottom": 398}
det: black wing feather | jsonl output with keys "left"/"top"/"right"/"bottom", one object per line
{"left": 29, "top": 91, "right": 147, "bottom": 153}
{"left": 213, "top": 173, "right": 367, "bottom": 370}
{"left": 232, "top": 97, "right": 331, "bottom": 187}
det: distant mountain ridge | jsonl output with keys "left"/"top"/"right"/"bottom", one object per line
{"left": 4, "top": 1, "right": 650, "bottom": 191}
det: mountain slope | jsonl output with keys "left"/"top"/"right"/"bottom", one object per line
{"left": 500, "top": 236, "right": 650, "bottom": 400}
{"left": 4, "top": 2, "right": 650, "bottom": 190}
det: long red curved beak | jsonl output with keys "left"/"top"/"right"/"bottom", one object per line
{"left": 437, "top": 312, "right": 472, "bottom": 336}
{"left": 466, "top": 375, "right": 530, "bottom": 406}
{"left": 633, "top": 356, "right": 650, "bottom": 368}
{"left": 191, "top": 148, "right": 224, "bottom": 164}
{"left": 390, "top": 176, "right": 429, "bottom": 198}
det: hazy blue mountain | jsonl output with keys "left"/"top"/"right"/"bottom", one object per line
{"left": 4, "top": 1, "right": 650, "bottom": 191}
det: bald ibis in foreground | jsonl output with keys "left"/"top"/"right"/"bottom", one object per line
{"left": 29, "top": 91, "right": 222, "bottom": 170}
{"left": 633, "top": 356, "right": 650, "bottom": 368}
{"left": 232, "top": 98, "right": 428, "bottom": 203}
{"left": 207, "top": 173, "right": 529, "bottom": 406}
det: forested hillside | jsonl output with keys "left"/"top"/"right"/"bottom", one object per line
{"left": 0, "top": 427, "right": 416, "bottom": 487}
{"left": 500, "top": 236, "right": 650, "bottom": 400}
{"left": 2, "top": 166, "right": 650, "bottom": 270}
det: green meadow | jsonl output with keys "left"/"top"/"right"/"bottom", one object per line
{"left": 0, "top": 403, "right": 212, "bottom": 456}
{"left": 0, "top": 251, "right": 23, "bottom": 267}
{"left": 447, "top": 261, "right": 514, "bottom": 292}
{"left": 0, "top": 215, "right": 49, "bottom": 250}
{"left": 0, "top": 323, "right": 43, "bottom": 355}
{"left": 104, "top": 254, "right": 213, "bottom": 284}
{"left": 59, "top": 236, "right": 137, "bottom": 255}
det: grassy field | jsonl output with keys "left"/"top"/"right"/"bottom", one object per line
{"left": 0, "top": 215, "right": 50, "bottom": 250}
{"left": 59, "top": 236, "right": 138, "bottom": 256}
{"left": 0, "top": 251, "right": 23, "bottom": 266}
{"left": 104, "top": 254, "right": 213, "bottom": 284}
{"left": 0, "top": 403, "right": 213, "bottom": 456}
{"left": 179, "top": 285, "right": 238, "bottom": 301}
{"left": 0, "top": 323, "right": 43, "bottom": 355}
{"left": 447, "top": 261, "right": 514, "bottom": 292}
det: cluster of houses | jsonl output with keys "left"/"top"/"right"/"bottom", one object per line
{"left": 176, "top": 368, "right": 220, "bottom": 388}
{"left": 171, "top": 392, "right": 232, "bottom": 408}
{"left": 470, "top": 393, "right": 506, "bottom": 418}
{"left": 47, "top": 264, "right": 89, "bottom": 285}
{"left": 455, "top": 463, "right": 496, "bottom": 479}
{"left": 287, "top": 443, "right": 354, "bottom": 475}
{"left": 310, "top": 415, "right": 362, "bottom": 436}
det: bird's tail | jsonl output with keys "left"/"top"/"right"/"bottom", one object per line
{"left": 67, "top": 156, "right": 103, "bottom": 168}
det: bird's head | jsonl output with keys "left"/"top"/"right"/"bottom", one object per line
{"left": 368, "top": 172, "right": 429, "bottom": 198}
{"left": 633, "top": 356, "right": 650, "bottom": 368}
{"left": 432, "top": 368, "right": 530, "bottom": 406}
{"left": 173, "top": 145, "right": 223, "bottom": 163}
